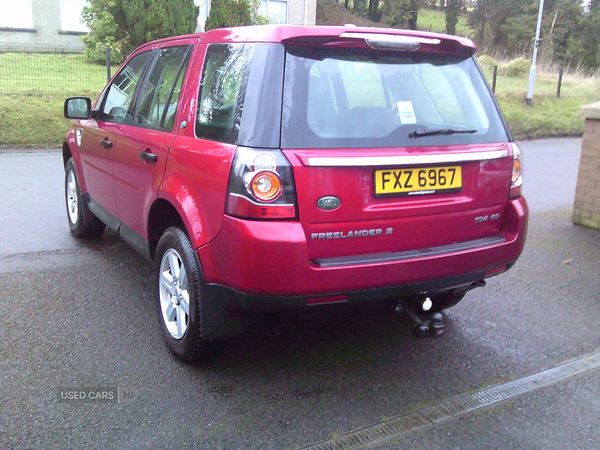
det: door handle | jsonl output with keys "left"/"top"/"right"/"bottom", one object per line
{"left": 140, "top": 151, "right": 158, "bottom": 163}
{"left": 100, "top": 139, "right": 112, "bottom": 149}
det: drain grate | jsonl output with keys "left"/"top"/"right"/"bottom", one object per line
{"left": 300, "top": 350, "right": 600, "bottom": 450}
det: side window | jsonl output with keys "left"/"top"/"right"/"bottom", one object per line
{"left": 195, "top": 44, "right": 254, "bottom": 144}
{"left": 100, "top": 51, "right": 152, "bottom": 123}
{"left": 134, "top": 46, "right": 192, "bottom": 130}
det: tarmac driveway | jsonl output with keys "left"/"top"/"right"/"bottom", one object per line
{"left": 1, "top": 138, "right": 599, "bottom": 449}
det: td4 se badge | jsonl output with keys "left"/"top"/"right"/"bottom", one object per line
{"left": 474, "top": 213, "right": 501, "bottom": 224}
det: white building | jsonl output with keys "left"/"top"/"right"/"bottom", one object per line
{"left": 0, "top": 0, "right": 317, "bottom": 50}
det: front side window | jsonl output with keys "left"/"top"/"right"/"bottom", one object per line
{"left": 100, "top": 51, "right": 152, "bottom": 124}
{"left": 134, "top": 46, "right": 192, "bottom": 130}
{"left": 282, "top": 46, "right": 508, "bottom": 149}
{"left": 195, "top": 44, "right": 255, "bottom": 144}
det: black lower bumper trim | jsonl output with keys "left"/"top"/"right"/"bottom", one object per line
{"left": 207, "top": 265, "right": 512, "bottom": 315}
{"left": 313, "top": 235, "right": 507, "bottom": 268}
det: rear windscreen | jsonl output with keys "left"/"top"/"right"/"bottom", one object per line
{"left": 281, "top": 46, "right": 509, "bottom": 149}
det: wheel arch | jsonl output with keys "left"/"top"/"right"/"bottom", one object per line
{"left": 150, "top": 199, "right": 250, "bottom": 341}
{"left": 156, "top": 170, "right": 222, "bottom": 256}
{"left": 148, "top": 199, "right": 185, "bottom": 260}
{"left": 62, "top": 142, "right": 73, "bottom": 168}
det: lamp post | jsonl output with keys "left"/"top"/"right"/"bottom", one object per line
{"left": 526, "top": 0, "right": 546, "bottom": 107}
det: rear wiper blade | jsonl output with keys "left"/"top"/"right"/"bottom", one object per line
{"left": 409, "top": 128, "right": 478, "bottom": 139}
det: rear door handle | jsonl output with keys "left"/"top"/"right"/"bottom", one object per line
{"left": 100, "top": 139, "right": 112, "bottom": 149}
{"left": 140, "top": 151, "right": 158, "bottom": 163}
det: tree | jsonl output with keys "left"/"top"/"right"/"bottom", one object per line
{"left": 546, "top": 0, "right": 585, "bottom": 68}
{"left": 82, "top": 0, "right": 199, "bottom": 63}
{"left": 204, "top": 0, "right": 269, "bottom": 31}
{"left": 368, "top": 0, "right": 382, "bottom": 21}
{"left": 468, "top": 0, "right": 528, "bottom": 52}
{"left": 354, "top": 0, "right": 368, "bottom": 16}
{"left": 444, "top": 0, "right": 462, "bottom": 34}
{"left": 498, "top": 1, "right": 538, "bottom": 57}
{"left": 465, "top": 0, "right": 599, "bottom": 72}
{"left": 383, "top": 0, "right": 421, "bottom": 30}
{"left": 579, "top": 5, "right": 600, "bottom": 69}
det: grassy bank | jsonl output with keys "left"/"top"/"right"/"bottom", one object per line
{"left": 480, "top": 66, "right": 600, "bottom": 140}
{"left": 0, "top": 51, "right": 109, "bottom": 148}
{"left": 1, "top": 45, "right": 599, "bottom": 147}
{"left": 0, "top": 92, "right": 99, "bottom": 147}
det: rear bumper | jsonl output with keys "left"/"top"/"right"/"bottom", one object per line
{"left": 209, "top": 268, "right": 504, "bottom": 314}
{"left": 198, "top": 196, "right": 528, "bottom": 310}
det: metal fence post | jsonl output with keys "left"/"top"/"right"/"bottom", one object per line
{"left": 557, "top": 67, "right": 564, "bottom": 98}
{"left": 492, "top": 65, "right": 498, "bottom": 94}
{"left": 106, "top": 47, "right": 111, "bottom": 82}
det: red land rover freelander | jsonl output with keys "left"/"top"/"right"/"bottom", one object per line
{"left": 63, "top": 25, "right": 528, "bottom": 361}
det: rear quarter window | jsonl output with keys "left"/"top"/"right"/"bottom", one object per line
{"left": 195, "top": 44, "right": 255, "bottom": 144}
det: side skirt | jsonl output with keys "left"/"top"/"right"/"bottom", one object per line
{"left": 86, "top": 195, "right": 152, "bottom": 261}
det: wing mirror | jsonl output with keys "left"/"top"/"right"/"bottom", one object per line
{"left": 64, "top": 97, "right": 92, "bottom": 120}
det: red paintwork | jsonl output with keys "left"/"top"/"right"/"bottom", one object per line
{"left": 284, "top": 142, "right": 513, "bottom": 259}
{"left": 115, "top": 125, "right": 174, "bottom": 240}
{"left": 160, "top": 135, "right": 236, "bottom": 248}
{"left": 77, "top": 120, "right": 123, "bottom": 217}
{"left": 143, "top": 25, "right": 476, "bottom": 53}
{"left": 65, "top": 25, "right": 527, "bottom": 306}
{"left": 198, "top": 197, "right": 527, "bottom": 296}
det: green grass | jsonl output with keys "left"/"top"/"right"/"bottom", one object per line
{"left": 417, "top": 7, "right": 470, "bottom": 36}
{"left": 0, "top": 93, "right": 97, "bottom": 147}
{"left": 0, "top": 52, "right": 110, "bottom": 96}
{"left": 480, "top": 66, "right": 600, "bottom": 140}
{"left": 0, "top": 52, "right": 111, "bottom": 147}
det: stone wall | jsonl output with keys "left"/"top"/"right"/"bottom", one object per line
{"left": 573, "top": 102, "right": 600, "bottom": 229}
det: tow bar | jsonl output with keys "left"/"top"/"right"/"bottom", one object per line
{"left": 394, "top": 296, "right": 445, "bottom": 338}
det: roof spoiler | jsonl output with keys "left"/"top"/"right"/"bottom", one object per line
{"left": 281, "top": 27, "right": 476, "bottom": 56}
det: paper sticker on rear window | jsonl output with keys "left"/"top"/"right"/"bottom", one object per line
{"left": 397, "top": 101, "right": 417, "bottom": 124}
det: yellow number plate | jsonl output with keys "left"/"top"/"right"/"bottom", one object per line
{"left": 374, "top": 166, "right": 462, "bottom": 197}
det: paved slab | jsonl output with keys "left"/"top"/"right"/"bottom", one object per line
{"left": 519, "top": 137, "right": 583, "bottom": 212}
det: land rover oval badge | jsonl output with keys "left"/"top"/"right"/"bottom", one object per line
{"left": 317, "top": 196, "right": 341, "bottom": 211}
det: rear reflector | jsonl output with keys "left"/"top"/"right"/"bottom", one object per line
{"left": 306, "top": 295, "right": 349, "bottom": 305}
{"left": 227, "top": 193, "right": 296, "bottom": 219}
{"left": 484, "top": 266, "right": 508, "bottom": 277}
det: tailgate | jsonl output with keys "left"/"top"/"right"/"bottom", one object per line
{"left": 284, "top": 143, "right": 513, "bottom": 260}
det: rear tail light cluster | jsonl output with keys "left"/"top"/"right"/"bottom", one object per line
{"left": 226, "top": 147, "right": 297, "bottom": 220}
{"left": 510, "top": 143, "right": 523, "bottom": 198}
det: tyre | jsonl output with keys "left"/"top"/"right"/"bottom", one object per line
{"left": 65, "top": 158, "right": 106, "bottom": 238}
{"left": 154, "top": 226, "right": 220, "bottom": 362}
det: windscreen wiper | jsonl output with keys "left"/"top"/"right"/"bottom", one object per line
{"left": 409, "top": 128, "right": 478, "bottom": 139}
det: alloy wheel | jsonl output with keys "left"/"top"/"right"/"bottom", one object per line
{"left": 66, "top": 170, "right": 79, "bottom": 224}
{"left": 158, "top": 248, "right": 190, "bottom": 339}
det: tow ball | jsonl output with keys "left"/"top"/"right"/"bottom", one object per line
{"left": 394, "top": 297, "right": 445, "bottom": 339}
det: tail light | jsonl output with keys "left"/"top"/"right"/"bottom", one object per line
{"left": 510, "top": 143, "right": 523, "bottom": 198}
{"left": 226, "top": 147, "right": 297, "bottom": 220}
